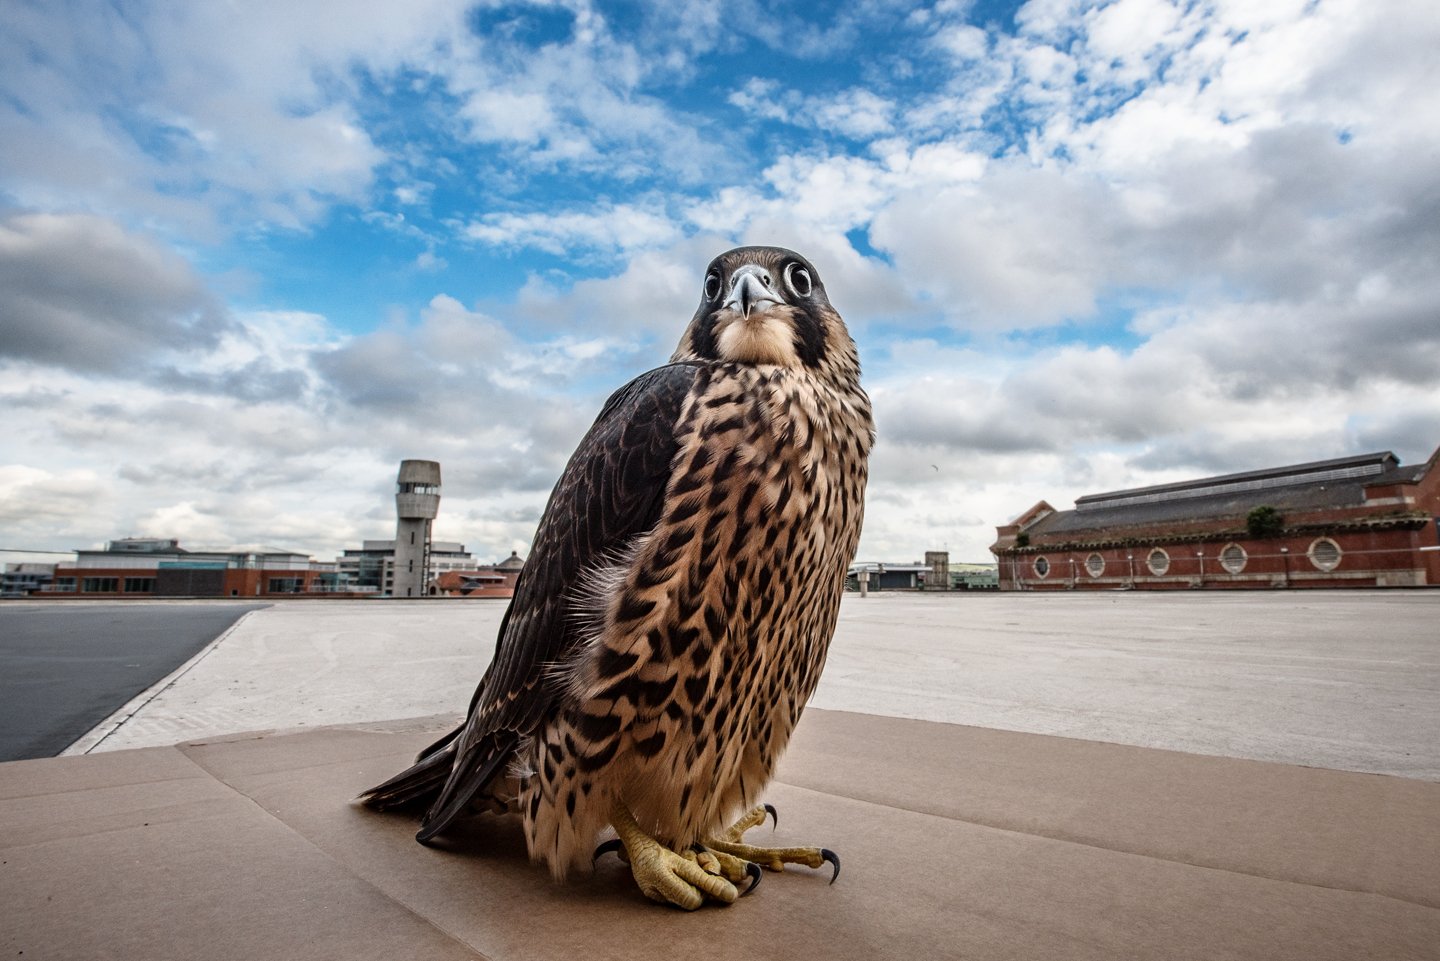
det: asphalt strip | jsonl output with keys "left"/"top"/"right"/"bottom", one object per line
{"left": 60, "top": 607, "right": 267, "bottom": 756}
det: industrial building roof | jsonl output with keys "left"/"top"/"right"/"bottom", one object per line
{"left": 1023, "top": 450, "right": 1431, "bottom": 538}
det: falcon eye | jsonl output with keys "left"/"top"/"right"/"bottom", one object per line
{"left": 704, "top": 271, "right": 722, "bottom": 301}
{"left": 784, "top": 263, "right": 813, "bottom": 298}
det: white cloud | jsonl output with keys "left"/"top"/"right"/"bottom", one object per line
{"left": 0, "top": 211, "right": 232, "bottom": 371}
{"left": 729, "top": 81, "right": 898, "bottom": 140}
{"left": 464, "top": 203, "right": 682, "bottom": 256}
{"left": 0, "top": 466, "right": 111, "bottom": 531}
{"left": 2, "top": 0, "right": 1438, "bottom": 573}
{"left": 934, "top": 23, "right": 989, "bottom": 61}
{"left": 509, "top": 237, "right": 718, "bottom": 340}
{"left": 460, "top": 89, "right": 559, "bottom": 144}
{"left": 870, "top": 165, "right": 1119, "bottom": 328}
{"left": 0, "top": 1, "right": 445, "bottom": 232}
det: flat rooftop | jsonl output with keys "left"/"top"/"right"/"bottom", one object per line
{"left": 3, "top": 592, "right": 1438, "bottom": 960}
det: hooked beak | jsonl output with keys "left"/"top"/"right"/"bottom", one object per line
{"left": 724, "top": 264, "right": 781, "bottom": 319}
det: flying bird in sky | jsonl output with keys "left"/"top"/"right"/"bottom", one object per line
{"left": 361, "top": 246, "right": 874, "bottom": 909}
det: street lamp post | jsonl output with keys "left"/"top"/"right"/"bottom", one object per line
{"left": 1280, "top": 546, "right": 1289, "bottom": 588}
{"left": 1196, "top": 550, "right": 1205, "bottom": 588}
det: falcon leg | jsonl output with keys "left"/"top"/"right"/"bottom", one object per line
{"left": 609, "top": 802, "right": 740, "bottom": 910}
{"left": 704, "top": 805, "right": 841, "bottom": 882}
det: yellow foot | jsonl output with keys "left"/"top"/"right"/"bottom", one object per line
{"left": 595, "top": 838, "right": 763, "bottom": 893}
{"left": 607, "top": 803, "right": 739, "bottom": 910}
{"left": 704, "top": 804, "right": 841, "bottom": 883}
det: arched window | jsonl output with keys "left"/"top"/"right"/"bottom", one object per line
{"left": 1085, "top": 553, "right": 1105, "bottom": 577}
{"left": 1308, "top": 538, "right": 1342, "bottom": 572}
{"left": 1146, "top": 548, "right": 1170, "bottom": 576}
{"left": 1220, "top": 543, "right": 1247, "bottom": 574}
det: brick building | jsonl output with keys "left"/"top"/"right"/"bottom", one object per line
{"left": 435, "top": 550, "right": 525, "bottom": 598}
{"left": 992, "top": 447, "right": 1440, "bottom": 591}
{"left": 45, "top": 538, "right": 341, "bottom": 598}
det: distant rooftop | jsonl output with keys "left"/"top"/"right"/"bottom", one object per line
{"left": 85, "top": 540, "right": 311, "bottom": 558}
{"left": 1019, "top": 448, "right": 1434, "bottom": 538}
{"left": 102, "top": 537, "right": 181, "bottom": 553}
{"left": 1075, "top": 452, "right": 1401, "bottom": 512}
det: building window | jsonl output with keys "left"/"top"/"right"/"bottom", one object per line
{"left": 1146, "top": 548, "right": 1170, "bottom": 576}
{"left": 1033, "top": 556, "right": 1051, "bottom": 578}
{"left": 123, "top": 577, "right": 155, "bottom": 593}
{"left": 1220, "top": 543, "right": 1248, "bottom": 574}
{"left": 52, "top": 577, "right": 77, "bottom": 592}
{"left": 1308, "top": 538, "right": 1342, "bottom": 572}
{"left": 82, "top": 577, "right": 118, "bottom": 593}
{"left": 267, "top": 578, "right": 304, "bottom": 593}
{"left": 1084, "top": 553, "right": 1105, "bottom": 577}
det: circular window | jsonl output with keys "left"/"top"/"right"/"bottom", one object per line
{"left": 1033, "top": 556, "right": 1051, "bottom": 578}
{"left": 1219, "top": 543, "right": 1247, "bottom": 574}
{"left": 1308, "top": 538, "right": 1342, "bottom": 572}
{"left": 1085, "top": 553, "right": 1105, "bottom": 577}
{"left": 1146, "top": 548, "right": 1170, "bottom": 576}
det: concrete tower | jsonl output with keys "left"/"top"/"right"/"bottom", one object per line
{"left": 392, "top": 459, "right": 440, "bottom": 598}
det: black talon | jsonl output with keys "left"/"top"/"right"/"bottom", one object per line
{"left": 592, "top": 838, "right": 625, "bottom": 863}
{"left": 741, "top": 861, "right": 763, "bottom": 896}
{"left": 820, "top": 848, "right": 841, "bottom": 884}
{"left": 763, "top": 803, "right": 778, "bottom": 830}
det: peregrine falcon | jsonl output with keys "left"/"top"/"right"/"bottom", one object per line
{"left": 361, "top": 246, "right": 874, "bottom": 910}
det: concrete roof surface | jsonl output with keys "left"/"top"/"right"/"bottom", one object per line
{"left": 58, "top": 593, "right": 1440, "bottom": 779}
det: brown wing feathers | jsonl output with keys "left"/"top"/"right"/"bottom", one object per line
{"left": 360, "top": 363, "right": 700, "bottom": 836}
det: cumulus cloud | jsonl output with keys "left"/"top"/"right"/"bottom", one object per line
{"left": 0, "top": 211, "right": 232, "bottom": 372}
{"left": 0, "top": 294, "right": 643, "bottom": 560}
{"left": 2, "top": 0, "right": 1438, "bottom": 570}
{"left": 0, "top": 2, "right": 425, "bottom": 233}
{"left": 0, "top": 466, "right": 110, "bottom": 527}
{"left": 463, "top": 203, "right": 682, "bottom": 257}
{"left": 871, "top": 166, "right": 1121, "bottom": 328}
{"left": 729, "top": 80, "right": 898, "bottom": 140}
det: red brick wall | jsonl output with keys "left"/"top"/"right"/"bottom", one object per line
{"left": 44, "top": 566, "right": 322, "bottom": 598}
{"left": 1001, "top": 524, "right": 1429, "bottom": 591}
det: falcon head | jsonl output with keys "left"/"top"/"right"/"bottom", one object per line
{"left": 671, "top": 246, "right": 858, "bottom": 375}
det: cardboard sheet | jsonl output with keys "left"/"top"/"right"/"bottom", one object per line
{"left": 3, "top": 709, "right": 1437, "bottom": 960}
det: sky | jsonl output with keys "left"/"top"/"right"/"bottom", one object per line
{"left": 2, "top": 0, "right": 1439, "bottom": 568}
